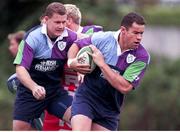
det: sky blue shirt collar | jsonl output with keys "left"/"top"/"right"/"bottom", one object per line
{"left": 113, "top": 30, "right": 121, "bottom": 56}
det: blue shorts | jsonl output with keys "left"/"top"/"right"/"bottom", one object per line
{"left": 13, "top": 85, "right": 73, "bottom": 124}
{"left": 71, "top": 84, "right": 119, "bottom": 131}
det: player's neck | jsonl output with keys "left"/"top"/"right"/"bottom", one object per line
{"left": 74, "top": 24, "right": 83, "bottom": 33}
{"left": 119, "top": 33, "right": 127, "bottom": 53}
{"left": 70, "top": 23, "right": 81, "bottom": 33}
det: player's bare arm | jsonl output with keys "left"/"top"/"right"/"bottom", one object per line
{"left": 68, "top": 43, "right": 91, "bottom": 74}
{"left": 16, "top": 65, "right": 46, "bottom": 100}
{"left": 89, "top": 45, "right": 133, "bottom": 94}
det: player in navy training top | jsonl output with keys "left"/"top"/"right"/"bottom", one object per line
{"left": 68, "top": 12, "right": 150, "bottom": 131}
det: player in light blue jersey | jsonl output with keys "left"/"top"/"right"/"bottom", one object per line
{"left": 68, "top": 12, "right": 150, "bottom": 130}
{"left": 12, "top": 2, "right": 77, "bottom": 130}
{"left": 43, "top": 4, "right": 103, "bottom": 130}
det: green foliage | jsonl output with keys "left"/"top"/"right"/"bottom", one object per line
{"left": 143, "top": 5, "right": 180, "bottom": 26}
{"left": 0, "top": 39, "right": 15, "bottom": 130}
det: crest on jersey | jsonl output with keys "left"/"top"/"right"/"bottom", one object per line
{"left": 126, "top": 54, "right": 136, "bottom": 63}
{"left": 58, "top": 41, "right": 66, "bottom": 51}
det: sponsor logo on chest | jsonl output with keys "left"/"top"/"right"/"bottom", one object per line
{"left": 35, "top": 60, "right": 58, "bottom": 72}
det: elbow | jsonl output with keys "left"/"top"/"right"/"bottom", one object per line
{"left": 118, "top": 84, "right": 133, "bottom": 94}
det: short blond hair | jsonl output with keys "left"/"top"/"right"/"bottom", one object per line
{"left": 64, "top": 4, "right": 81, "bottom": 25}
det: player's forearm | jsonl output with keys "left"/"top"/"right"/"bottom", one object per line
{"left": 68, "top": 43, "right": 79, "bottom": 59}
{"left": 99, "top": 63, "right": 133, "bottom": 94}
{"left": 67, "top": 43, "right": 79, "bottom": 68}
{"left": 16, "top": 65, "right": 38, "bottom": 91}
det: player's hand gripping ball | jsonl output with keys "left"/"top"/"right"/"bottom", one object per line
{"left": 76, "top": 46, "right": 96, "bottom": 73}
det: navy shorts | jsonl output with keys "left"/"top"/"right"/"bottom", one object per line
{"left": 71, "top": 85, "right": 119, "bottom": 131}
{"left": 13, "top": 85, "right": 73, "bottom": 124}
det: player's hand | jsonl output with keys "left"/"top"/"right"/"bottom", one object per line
{"left": 68, "top": 58, "right": 91, "bottom": 74}
{"left": 88, "top": 45, "right": 105, "bottom": 68}
{"left": 77, "top": 72, "right": 84, "bottom": 83}
{"left": 32, "top": 85, "right": 46, "bottom": 100}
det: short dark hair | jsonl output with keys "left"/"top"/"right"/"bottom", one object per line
{"left": 44, "top": 2, "right": 66, "bottom": 18}
{"left": 8, "top": 31, "right": 25, "bottom": 44}
{"left": 121, "top": 12, "right": 146, "bottom": 29}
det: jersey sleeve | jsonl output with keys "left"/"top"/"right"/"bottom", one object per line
{"left": 74, "top": 36, "right": 92, "bottom": 48}
{"left": 13, "top": 34, "right": 35, "bottom": 70}
{"left": 123, "top": 53, "right": 150, "bottom": 88}
{"left": 75, "top": 27, "right": 104, "bottom": 48}
{"left": 123, "top": 61, "right": 146, "bottom": 88}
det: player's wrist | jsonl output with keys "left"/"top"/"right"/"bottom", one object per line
{"left": 98, "top": 62, "right": 107, "bottom": 69}
{"left": 67, "top": 58, "right": 76, "bottom": 68}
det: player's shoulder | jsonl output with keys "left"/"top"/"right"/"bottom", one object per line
{"left": 25, "top": 25, "right": 42, "bottom": 39}
{"left": 23, "top": 25, "right": 44, "bottom": 48}
{"left": 66, "top": 27, "right": 77, "bottom": 36}
{"left": 92, "top": 30, "right": 115, "bottom": 40}
{"left": 82, "top": 25, "right": 103, "bottom": 34}
{"left": 90, "top": 31, "right": 115, "bottom": 47}
{"left": 83, "top": 25, "right": 103, "bottom": 30}
{"left": 136, "top": 44, "right": 150, "bottom": 63}
{"left": 138, "top": 44, "right": 149, "bottom": 56}
{"left": 65, "top": 27, "right": 78, "bottom": 42}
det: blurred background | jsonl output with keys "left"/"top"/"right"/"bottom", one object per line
{"left": 0, "top": 0, "right": 180, "bottom": 130}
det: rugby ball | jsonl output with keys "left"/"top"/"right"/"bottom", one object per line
{"left": 76, "top": 46, "right": 96, "bottom": 72}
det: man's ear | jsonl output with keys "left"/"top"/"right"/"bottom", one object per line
{"left": 121, "top": 26, "right": 126, "bottom": 31}
{"left": 121, "top": 26, "right": 127, "bottom": 34}
{"left": 66, "top": 18, "right": 71, "bottom": 25}
{"left": 43, "top": 16, "right": 48, "bottom": 22}
{"left": 68, "top": 18, "right": 73, "bottom": 24}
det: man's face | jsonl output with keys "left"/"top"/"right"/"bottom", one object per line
{"left": 123, "top": 22, "right": 145, "bottom": 49}
{"left": 9, "top": 38, "right": 19, "bottom": 57}
{"left": 46, "top": 13, "right": 67, "bottom": 38}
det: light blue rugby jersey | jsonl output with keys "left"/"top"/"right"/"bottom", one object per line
{"left": 76, "top": 30, "right": 150, "bottom": 88}
{"left": 75, "top": 30, "right": 150, "bottom": 112}
{"left": 14, "top": 24, "right": 77, "bottom": 69}
{"left": 14, "top": 24, "right": 77, "bottom": 95}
